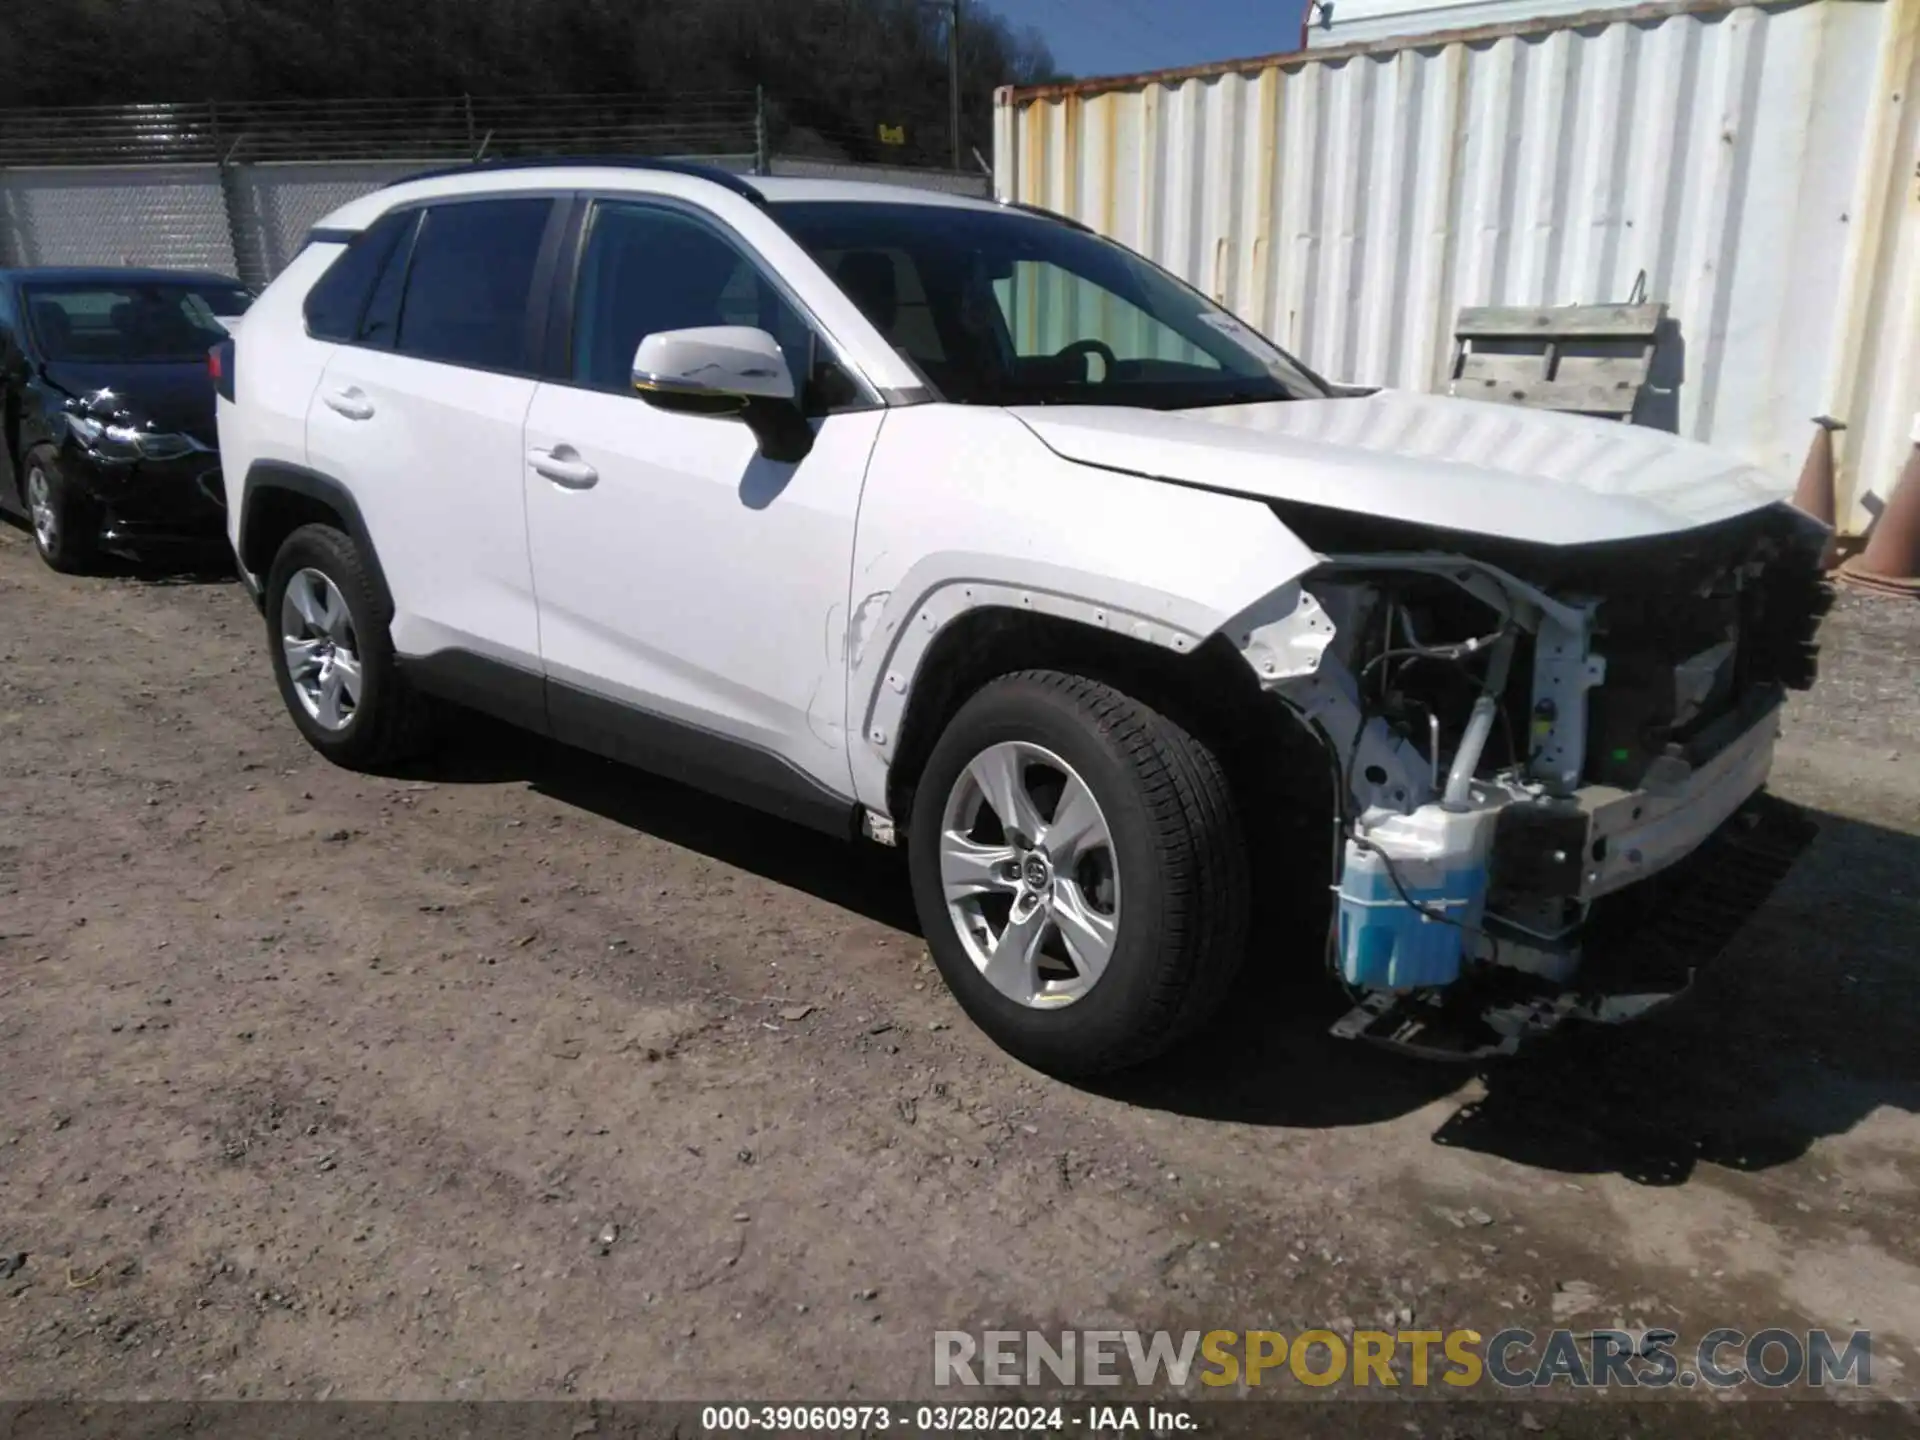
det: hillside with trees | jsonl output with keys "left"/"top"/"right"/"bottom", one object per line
{"left": 0, "top": 0, "right": 1063, "bottom": 169}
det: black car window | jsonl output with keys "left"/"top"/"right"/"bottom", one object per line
{"left": 304, "top": 210, "right": 413, "bottom": 342}
{"left": 21, "top": 281, "right": 238, "bottom": 363}
{"left": 570, "top": 201, "right": 815, "bottom": 397}
{"left": 396, "top": 198, "right": 552, "bottom": 372}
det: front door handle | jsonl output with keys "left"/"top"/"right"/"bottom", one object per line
{"left": 323, "top": 387, "right": 375, "bottom": 421}
{"left": 529, "top": 445, "right": 599, "bottom": 489}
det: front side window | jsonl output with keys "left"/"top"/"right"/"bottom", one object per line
{"left": 569, "top": 201, "right": 832, "bottom": 404}
{"left": 394, "top": 198, "right": 553, "bottom": 372}
{"left": 771, "top": 200, "right": 1326, "bottom": 409}
{"left": 24, "top": 280, "right": 251, "bottom": 363}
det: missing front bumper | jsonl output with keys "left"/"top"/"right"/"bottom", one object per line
{"left": 1330, "top": 791, "right": 1818, "bottom": 1060}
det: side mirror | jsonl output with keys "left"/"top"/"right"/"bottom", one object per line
{"left": 631, "top": 326, "right": 812, "bottom": 463}
{"left": 633, "top": 326, "right": 795, "bottom": 403}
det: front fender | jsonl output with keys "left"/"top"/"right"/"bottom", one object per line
{"left": 846, "top": 406, "right": 1319, "bottom": 813}
{"left": 18, "top": 376, "right": 72, "bottom": 461}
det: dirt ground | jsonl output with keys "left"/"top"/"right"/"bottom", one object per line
{"left": 2, "top": 519, "right": 1918, "bottom": 1426}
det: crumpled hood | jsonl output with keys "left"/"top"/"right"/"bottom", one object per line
{"left": 1012, "top": 389, "right": 1795, "bottom": 546}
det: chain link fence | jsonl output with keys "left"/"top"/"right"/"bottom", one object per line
{"left": 0, "top": 92, "right": 990, "bottom": 285}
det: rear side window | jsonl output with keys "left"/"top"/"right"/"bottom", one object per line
{"left": 303, "top": 210, "right": 413, "bottom": 342}
{"left": 356, "top": 216, "right": 419, "bottom": 349}
{"left": 395, "top": 198, "right": 552, "bottom": 372}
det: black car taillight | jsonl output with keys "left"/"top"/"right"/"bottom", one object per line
{"left": 209, "top": 338, "right": 236, "bottom": 403}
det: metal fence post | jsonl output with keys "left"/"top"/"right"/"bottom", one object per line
{"left": 754, "top": 86, "right": 770, "bottom": 177}
{"left": 209, "top": 101, "right": 256, "bottom": 287}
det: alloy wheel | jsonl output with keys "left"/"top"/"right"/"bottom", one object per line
{"left": 25, "top": 466, "right": 56, "bottom": 554}
{"left": 938, "top": 740, "right": 1121, "bottom": 1009}
{"left": 280, "top": 567, "right": 363, "bottom": 732}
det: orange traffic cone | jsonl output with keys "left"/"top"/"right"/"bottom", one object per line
{"left": 1791, "top": 416, "right": 1845, "bottom": 569}
{"left": 1837, "top": 441, "right": 1920, "bottom": 598}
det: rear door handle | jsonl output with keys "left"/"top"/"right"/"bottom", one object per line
{"left": 529, "top": 445, "right": 599, "bottom": 489}
{"left": 323, "top": 387, "right": 374, "bottom": 421}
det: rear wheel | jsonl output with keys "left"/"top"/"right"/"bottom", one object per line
{"left": 908, "top": 670, "right": 1249, "bottom": 1076}
{"left": 265, "top": 523, "right": 436, "bottom": 769}
{"left": 23, "top": 447, "right": 99, "bottom": 574}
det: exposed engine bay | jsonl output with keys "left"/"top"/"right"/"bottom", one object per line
{"left": 1238, "top": 500, "right": 1831, "bottom": 1059}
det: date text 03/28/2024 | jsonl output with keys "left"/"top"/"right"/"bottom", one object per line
{"left": 699, "top": 1405, "right": 1185, "bottom": 1432}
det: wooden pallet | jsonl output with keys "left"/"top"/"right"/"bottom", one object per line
{"left": 1448, "top": 303, "right": 1666, "bottom": 419}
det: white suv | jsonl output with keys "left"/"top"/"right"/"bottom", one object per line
{"left": 217, "top": 160, "right": 1829, "bottom": 1074}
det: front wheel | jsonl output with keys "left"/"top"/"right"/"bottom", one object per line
{"left": 908, "top": 670, "right": 1249, "bottom": 1076}
{"left": 22, "top": 447, "right": 99, "bottom": 574}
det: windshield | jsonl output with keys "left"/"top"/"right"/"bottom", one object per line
{"left": 22, "top": 281, "right": 252, "bottom": 363}
{"left": 771, "top": 200, "right": 1325, "bottom": 409}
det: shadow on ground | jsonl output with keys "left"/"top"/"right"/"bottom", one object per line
{"left": 1122, "top": 808, "right": 1920, "bottom": 1184}
{"left": 97, "top": 552, "right": 236, "bottom": 585}
{"left": 0, "top": 513, "right": 236, "bottom": 585}
{"left": 420, "top": 715, "right": 1920, "bottom": 1184}
{"left": 1427, "top": 810, "right": 1920, "bottom": 1184}
{"left": 426, "top": 713, "right": 920, "bottom": 931}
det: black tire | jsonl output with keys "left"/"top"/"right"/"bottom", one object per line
{"left": 908, "top": 670, "right": 1249, "bottom": 1077}
{"left": 22, "top": 446, "right": 100, "bottom": 574}
{"left": 264, "top": 522, "right": 437, "bottom": 770}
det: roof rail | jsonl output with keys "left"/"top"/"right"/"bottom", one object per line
{"left": 396, "top": 155, "right": 766, "bottom": 205}
{"left": 995, "top": 197, "right": 1094, "bottom": 233}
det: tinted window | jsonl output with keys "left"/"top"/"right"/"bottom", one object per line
{"left": 356, "top": 214, "right": 418, "bottom": 349}
{"left": 771, "top": 200, "right": 1326, "bottom": 409}
{"left": 396, "top": 198, "right": 552, "bottom": 371}
{"left": 304, "top": 211, "right": 412, "bottom": 342}
{"left": 23, "top": 281, "right": 240, "bottom": 363}
{"left": 571, "top": 202, "right": 815, "bottom": 395}
{"left": 813, "top": 246, "right": 945, "bottom": 364}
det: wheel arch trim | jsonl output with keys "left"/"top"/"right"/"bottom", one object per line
{"left": 849, "top": 553, "right": 1317, "bottom": 818}
{"left": 238, "top": 461, "right": 393, "bottom": 618}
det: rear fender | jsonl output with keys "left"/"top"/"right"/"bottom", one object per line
{"left": 237, "top": 461, "right": 393, "bottom": 617}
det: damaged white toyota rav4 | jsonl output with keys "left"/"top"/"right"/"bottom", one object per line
{"left": 216, "top": 161, "right": 1829, "bottom": 1076}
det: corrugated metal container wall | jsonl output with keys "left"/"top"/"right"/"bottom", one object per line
{"left": 0, "top": 165, "right": 236, "bottom": 274}
{"left": 996, "top": 0, "right": 1920, "bottom": 533}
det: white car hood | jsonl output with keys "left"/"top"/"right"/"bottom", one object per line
{"left": 1012, "top": 389, "right": 1793, "bottom": 546}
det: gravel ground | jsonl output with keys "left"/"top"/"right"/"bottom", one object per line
{"left": 1, "top": 522, "right": 1917, "bottom": 1429}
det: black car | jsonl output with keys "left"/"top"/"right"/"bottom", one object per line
{"left": 0, "top": 266, "right": 252, "bottom": 572}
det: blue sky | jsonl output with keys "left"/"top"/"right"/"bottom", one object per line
{"left": 985, "top": 0, "right": 1310, "bottom": 80}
